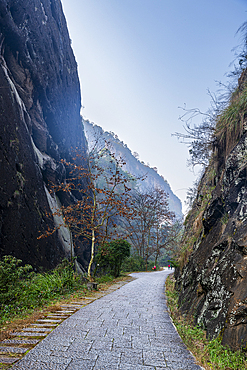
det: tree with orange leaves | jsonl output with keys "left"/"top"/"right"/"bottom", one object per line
{"left": 40, "top": 137, "right": 137, "bottom": 280}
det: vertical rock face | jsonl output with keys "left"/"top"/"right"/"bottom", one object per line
{"left": 0, "top": 0, "right": 89, "bottom": 270}
{"left": 176, "top": 71, "right": 247, "bottom": 350}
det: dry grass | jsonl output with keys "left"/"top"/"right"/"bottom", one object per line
{"left": 215, "top": 84, "right": 247, "bottom": 158}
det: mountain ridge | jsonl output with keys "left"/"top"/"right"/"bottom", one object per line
{"left": 83, "top": 119, "right": 183, "bottom": 218}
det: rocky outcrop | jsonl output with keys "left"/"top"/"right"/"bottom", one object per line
{"left": 0, "top": 0, "right": 90, "bottom": 270}
{"left": 176, "top": 72, "right": 247, "bottom": 350}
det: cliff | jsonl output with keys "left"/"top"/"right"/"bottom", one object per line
{"left": 175, "top": 69, "right": 247, "bottom": 350}
{"left": 0, "top": 0, "right": 89, "bottom": 270}
{"left": 83, "top": 119, "right": 183, "bottom": 218}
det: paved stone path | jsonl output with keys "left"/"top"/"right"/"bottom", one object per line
{"left": 12, "top": 270, "right": 202, "bottom": 370}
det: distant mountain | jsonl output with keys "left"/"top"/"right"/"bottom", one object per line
{"left": 83, "top": 119, "right": 183, "bottom": 218}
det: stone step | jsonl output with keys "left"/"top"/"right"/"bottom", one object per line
{"left": 22, "top": 327, "right": 53, "bottom": 332}
{"left": 47, "top": 312, "right": 69, "bottom": 315}
{"left": 80, "top": 297, "right": 96, "bottom": 300}
{"left": 55, "top": 310, "right": 74, "bottom": 313}
{"left": 36, "top": 319, "right": 61, "bottom": 322}
{"left": 0, "top": 346, "right": 29, "bottom": 354}
{"left": 60, "top": 305, "right": 82, "bottom": 309}
{"left": 10, "top": 332, "right": 47, "bottom": 337}
{"left": 1, "top": 339, "right": 39, "bottom": 345}
{"left": 0, "top": 357, "right": 19, "bottom": 364}
{"left": 71, "top": 300, "right": 93, "bottom": 303}
{"left": 29, "top": 323, "right": 57, "bottom": 327}
{"left": 46, "top": 315, "right": 67, "bottom": 319}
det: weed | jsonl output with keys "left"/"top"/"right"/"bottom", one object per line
{"left": 221, "top": 213, "right": 229, "bottom": 225}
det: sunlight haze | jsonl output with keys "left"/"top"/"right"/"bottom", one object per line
{"left": 61, "top": 0, "right": 247, "bottom": 213}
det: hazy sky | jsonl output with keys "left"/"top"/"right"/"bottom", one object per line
{"left": 61, "top": 0, "right": 246, "bottom": 213}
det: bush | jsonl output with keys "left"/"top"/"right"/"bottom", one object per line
{"left": 96, "top": 239, "right": 131, "bottom": 278}
{"left": 147, "top": 260, "right": 160, "bottom": 271}
{"left": 121, "top": 253, "right": 159, "bottom": 272}
{"left": 0, "top": 256, "right": 85, "bottom": 324}
{"left": 0, "top": 255, "right": 32, "bottom": 307}
{"left": 121, "top": 253, "right": 145, "bottom": 272}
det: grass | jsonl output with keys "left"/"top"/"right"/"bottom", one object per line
{"left": 95, "top": 274, "right": 115, "bottom": 283}
{"left": 165, "top": 274, "right": 247, "bottom": 370}
{"left": 215, "top": 84, "right": 247, "bottom": 157}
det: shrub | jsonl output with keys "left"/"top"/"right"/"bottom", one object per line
{"left": 96, "top": 274, "right": 114, "bottom": 283}
{"left": 121, "top": 253, "right": 159, "bottom": 272}
{"left": 0, "top": 255, "right": 32, "bottom": 307}
{"left": 96, "top": 239, "right": 131, "bottom": 277}
{"left": 121, "top": 253, "right": 145, "bottom": 272}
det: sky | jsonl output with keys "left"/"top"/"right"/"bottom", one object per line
{"left": 61, "top": 0, "right": 247, "bottom": 213}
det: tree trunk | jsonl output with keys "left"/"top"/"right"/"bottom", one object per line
{"left": 145, "top": 253, "right": 148, "bottom": 271}
{"left": 87, "top": 229, "right": 95, "bottom": 280}
{"left": 154, "top": 253, "right": 158, "bottom": 267}
{"left": 69, "top": 229, "right": 73, "bottom": 263}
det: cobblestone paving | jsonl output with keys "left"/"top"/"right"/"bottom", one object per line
{"left": 12, "top": 270, "right": 202, "bottom": 369}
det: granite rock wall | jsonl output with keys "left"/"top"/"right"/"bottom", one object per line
{"left": 0, "top": 0, "right": 90, "bottom": 270}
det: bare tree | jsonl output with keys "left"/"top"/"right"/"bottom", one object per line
{"left": 122, "top": 188, "right": 174, "bottom": 270}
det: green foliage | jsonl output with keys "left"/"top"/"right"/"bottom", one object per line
{"left": 121, "top": 253, "right": 145, "bottom": 272}
{"left": 221, "top": 213, "right": 229, "bottom": 225}
{"left": 96, "top": 239, "right": 131, "bottom": 277}
{"left": 165, "top": 276, "right": 247, "bottom": 370}
{"left": 95, "top": 274, "right": 114, "bottom": 283}
{"left": 167, "top": 259, "right": 179, "bottom": 268}
{"left": 206, "top": 339, "right": 246, "bottom": 369}
{"left": 121, "top": 253, "right": 159, "bottom": 272}
{"left": 0, "top": 255, "right": 32, "bottom": 306}
{"left": 0, "top": 256, "right": 86, "bottom": 324}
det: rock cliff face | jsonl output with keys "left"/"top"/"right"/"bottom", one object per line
{"left": 0, "top": 0, "right": 89, "bottom": 270}
{"left": 176, "top": 71, "right": 247, "bottom": 350}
